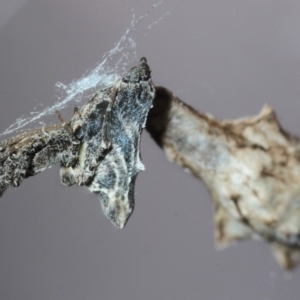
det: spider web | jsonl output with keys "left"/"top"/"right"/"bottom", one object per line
{"left": 0, "top": 1, "right": 169, "bottom": 136}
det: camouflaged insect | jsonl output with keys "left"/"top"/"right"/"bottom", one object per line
{"left": 0, "top": 57, "right": 155, "bottom": 228}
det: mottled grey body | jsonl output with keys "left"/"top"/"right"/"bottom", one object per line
{"left": 0, "top": 58, "right": 155, "bottom": 228}
{"left": 90, "top": 79, "right": 154, "bottom": 228}
{"left": 62, "top": 58, "right": 155, "bottom": 228}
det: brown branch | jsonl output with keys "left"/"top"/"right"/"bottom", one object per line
{"left": 147, "top": 86, "right": 300, "bottom": 270}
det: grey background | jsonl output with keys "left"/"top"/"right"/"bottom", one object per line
{"left": 0, "top": 0, "right": 300, "bottom": 299}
